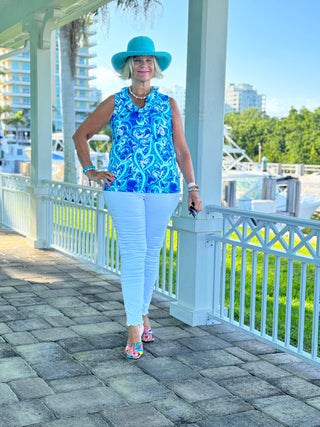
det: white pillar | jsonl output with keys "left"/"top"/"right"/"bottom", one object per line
{"left": 170, "top": 0, "right": 229, "bottom": 325}
{"left": 26, "top": 12, "right": 53, "bottom": 248}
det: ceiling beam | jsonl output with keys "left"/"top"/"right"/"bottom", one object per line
{"left": 0, "top": 0, "right": 112, "bottom": 49}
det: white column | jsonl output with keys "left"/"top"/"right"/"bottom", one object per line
{"left": 26, "top": 13, "right": 53, "bottom": 248}
{"left": 170, "top": 0, "right": 229, "bottom": 325}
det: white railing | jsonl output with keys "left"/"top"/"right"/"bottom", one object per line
{"left": 0, "top": 174, "right": 178, "bottom": 299}
{"left": 228, "top": 162, "right": 320, "bottom": 177}
{"left": 268, "top": 163, "right": 320, "bottom": 176}
{"left": 207, "top": 205, "right": 320, "bottom": 365}
{"left": 3, "top": 173, "right": 320, "bottom": 364}
{"left": 0, "top": 173, "right": 30, "bottom": 235}
{"left": 41, "top": 180, "right": 178, "bottom": 299}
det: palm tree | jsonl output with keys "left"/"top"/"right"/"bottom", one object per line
{"left": 59, "top": 0, "right": 162, "bottom": 183}
{"left": 0, "top": 105, "right": 12, "bottom": 114}
{"left": 0, "top": 105, "right": 12, "bottom": 124}
{"left": 7, "top": 111, "right": 27, "bottom": 143}
{"left": 0, "top": 105, "right": 13, "bottom": 142}
{"left": 0, "top": 63, "right": 12, "bottom": 138}
{"left": 59, "top": 19, "right": 86, "bottom": 183}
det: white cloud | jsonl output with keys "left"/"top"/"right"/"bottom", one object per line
{"left": 266, "top": 98, "right": 289, "bottom": 118}
{"left": 266, "top": 97, "right": 320, "bottom": 118}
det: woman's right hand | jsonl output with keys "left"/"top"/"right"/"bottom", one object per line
{"left": 188, "top": 190, "right": 202, "bottom": 214}
{"left": 85, "top": 169, "right": 115, "bottom": 189}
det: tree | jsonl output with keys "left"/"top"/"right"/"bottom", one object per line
{"left": 59, "top": 21, "right": 84, "bottom": 183}
{"left": 0, "top": 105, "right": 12, "bottom": 116}
{"left": 224, "top": 106, "right": 320, "bottom": 165}
{"left": 280, "top": 107, "right": 320, "bottom": 164}
{"left": 262, "top": 118, "right": 287, "bottom": 163}
{"left": 0, "top": 105, "right": 12, "bottom": 129}
{"left": 224, "top": 108, "right": 276, "bottom": 161}
{"left": 59, "top": 0, "right": 162, "bottom": 183}
{"left": 7, "top": 111, "right": 27, "bottom": 143}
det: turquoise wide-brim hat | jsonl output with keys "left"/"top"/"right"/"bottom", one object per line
{"left": 111, "top": 36, "right": 172, "bottom": 72}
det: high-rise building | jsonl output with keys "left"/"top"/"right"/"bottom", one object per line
{"left": 0, "top": 49, "right": 31, "bottom": 144}
{"left": 0, "top": 27, "right": 101, "bottom": 143}
{"left": 225, "top": 83, "right": 266, "bottom": 114}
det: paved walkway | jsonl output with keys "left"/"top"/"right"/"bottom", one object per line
{"left": 2, "top": 230, "right": 320, "bottom": 426}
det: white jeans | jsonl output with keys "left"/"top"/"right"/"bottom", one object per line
{"left": 103, "top": 191, "right": 180, "bottom": 326}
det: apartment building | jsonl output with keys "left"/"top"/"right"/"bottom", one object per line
{"left": 225, "top": 83, "right": 266, "bottom": 114}
{"left": 0, "top": 27, "right": 101, "bottom": 144}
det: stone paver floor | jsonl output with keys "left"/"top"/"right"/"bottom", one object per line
{"left": 1, "top": 229, "right": 320, "bottom": 426}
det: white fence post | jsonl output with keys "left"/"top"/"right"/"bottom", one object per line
{"left": 27, "top": 183, "right": 51, "bottom": 248}
{"left": 94, "top": 191, "right": 106, "bottom": 269}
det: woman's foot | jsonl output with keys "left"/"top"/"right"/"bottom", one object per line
{"left": 125, "top": 324, "right": 144, "bottom": 359}
{"left": 124, "top": 342, "right": 143, "bottom": 359}
{"left": 142, "top": 328, "right": 154, "bottom": 343}
{"left": 142, "top": 314, "right": 151, "bottom": 330}
{"left": 142, "top": 314, "right": 154, "bottom": 343}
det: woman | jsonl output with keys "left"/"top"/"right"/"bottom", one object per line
{"left": 73, "top": 36, "right": 202, "bottom": 359}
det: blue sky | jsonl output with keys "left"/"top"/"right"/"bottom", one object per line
{"left": 92, "top": 0, "right": 320, "bottom": 118}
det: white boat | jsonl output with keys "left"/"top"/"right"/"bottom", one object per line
{"left": 50, "top": 132, "right": 110, "bottom": 183}
{"left": 0, "top": 126, "right": 110, "bottom": 181}
{"left": 21, "top": 132, "right": 110, "bottom": 182}
{"left": 0, "top": 129, "right": 30, "bottom": 174}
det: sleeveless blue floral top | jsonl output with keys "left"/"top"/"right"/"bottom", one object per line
{"left": 105, "top": 87, "right": 180, "bottom": 193}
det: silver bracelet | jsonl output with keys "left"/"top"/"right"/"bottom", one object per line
{"left": 187, "top": 181, "right": 196, "bottom": 189}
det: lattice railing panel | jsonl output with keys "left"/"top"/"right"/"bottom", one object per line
{"left": 208, "top": 205, "right": 320, "bottom": 364}
{"left": 41, "top": 180, "right": 178, "bottom": 299}
{"left": 0, "top": 173, "right": 30, "bottom": 235}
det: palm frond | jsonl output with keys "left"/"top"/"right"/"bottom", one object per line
{"left": 116, "top": 0, "right": 162, "bottom": 15}
{"left": 100, "top": 0, "right": 162, "bottom": 23}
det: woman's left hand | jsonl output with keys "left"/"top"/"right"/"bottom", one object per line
{"left": 188, "top": 191, "right": 202, "bottom": 214}
{"left": 85, "top": 169, "right": 115, "bottom": 189}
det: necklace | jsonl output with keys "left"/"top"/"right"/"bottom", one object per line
{"left": 128, "top": 86, "right": 151, "bottom": 100}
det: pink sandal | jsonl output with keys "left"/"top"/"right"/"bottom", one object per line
{"left": 142, "top": 328, "right": 154, "bottom": 343}
{"left": 124, "top": 342, "right": 143, "bottom": 359}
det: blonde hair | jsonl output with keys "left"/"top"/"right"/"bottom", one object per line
{"left": 119, "top": 56, "right": 163, "bottom": 80}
